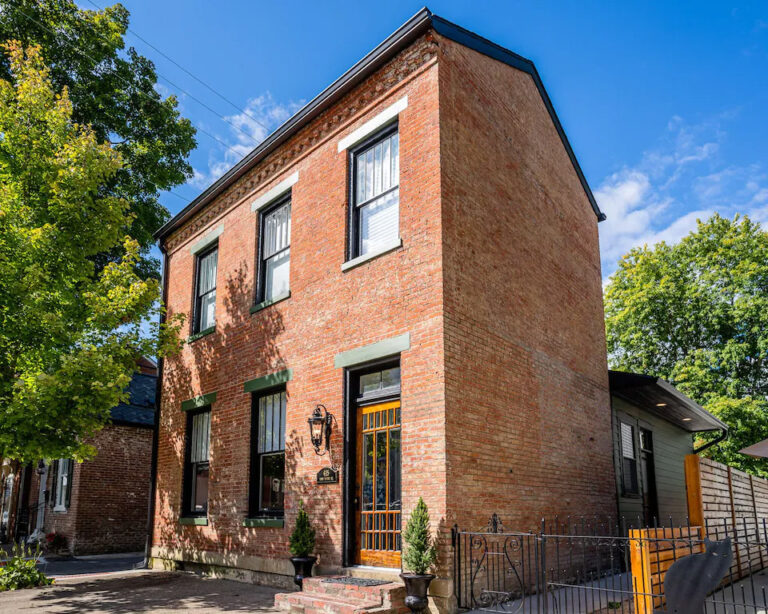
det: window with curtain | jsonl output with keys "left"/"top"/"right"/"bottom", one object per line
{"left": 194, "top": 246, "right": 217, "bottom": 333}
{"left": 259, "top": 199, "right": 291, "bottom": 302}
{"left": 184, "top": 408, "right": 211, "bottom": 516}
{"left": 52, "top": 459, "right": 72, "bottom": 511}
{"left": 620, "top": 422, "right": 639, "bottom": 495}
{"left": 350, "top": 127, "right": 399, "bottom": 258}
{"left": 249, "top": 389, "right": 287, "bottom": 517}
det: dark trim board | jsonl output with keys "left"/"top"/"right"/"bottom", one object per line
{"left": 155, "top": 8, "right": 603, "bottom": 244}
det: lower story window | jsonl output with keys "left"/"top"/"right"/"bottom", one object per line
{"left": 53, "top": 459, "right": 72, "bottom": 511}
{"left": 250, "top": 388, "right": 286, "bottom": 517}
{"left": 184, "top": 408, "right": 211, "bottom": 516}
{"left": 620, "top": 421, "right": 639, "bottom": 495}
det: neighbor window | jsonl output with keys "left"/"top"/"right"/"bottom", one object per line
{"left": 52, "top": 459, "right": 72, "bottom": 511}
{"left": 249, "top": 388, "right": 286, "bottom": 517}
{"left": 194, "top": 245, "right": 217, "bottom": 333}
{"left": 258, "top": 198, "right": 291, "bottom": 302}
{"left": 620, "top": 422, "right": 639, "bottom": 495}
{"left": 350, "top": 127, "right": 399, "bottom": 259}
{"left": 184, "top": 408, "right": 211, "bottom": 516}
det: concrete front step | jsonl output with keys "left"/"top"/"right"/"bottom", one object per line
{"left": 274, "top": 575, "right": 409, "bottom": 614}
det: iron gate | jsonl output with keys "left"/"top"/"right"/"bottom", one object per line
{"left": 452, "top": 515, "right": 768, "bottom": 613}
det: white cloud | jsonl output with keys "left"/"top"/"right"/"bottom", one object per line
{"left": 190, "top": 93, "right": 303, "bottom": 189}
{"left": 598, "top": 115, "right": 767, "bottom": 282}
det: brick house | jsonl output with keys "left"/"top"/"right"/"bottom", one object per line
{"left": 149, "top": 9, "right": 615, "bottom": 611}
{"left": 0, "top": 358, "right": 157, "bottom": 555}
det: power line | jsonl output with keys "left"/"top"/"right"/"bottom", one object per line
{"left": 84, "top": 0, "right": 271, "bottom": 136}
{"left": 15, "top": 6, "right": 253, "bottom": 159}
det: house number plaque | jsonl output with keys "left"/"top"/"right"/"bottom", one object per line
{"left": 316, "top": 467, "right": 338, "bottom": 484}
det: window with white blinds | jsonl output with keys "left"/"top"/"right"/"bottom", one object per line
{"left": 620, "top": 421, "right": 639, "bottom": 495}
{"left": 352, "top": 129, "right": 399, "bottom": 257}
{"left": 195, "top": 246, "right": 217, "bottom": 332}
{"left": 185, "top": 408, "right": 211, "bottom": 515}
{"left": 259, "top": 200, "right": 291, "bottom": 301}
{"left": 250, "top": 389, "right": 287, "bottom": 516}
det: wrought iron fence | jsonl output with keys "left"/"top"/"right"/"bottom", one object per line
{"left": 452, "top": 515, "right": 768, "bottom": 613}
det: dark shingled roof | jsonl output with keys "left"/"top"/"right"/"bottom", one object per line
{"left": 110, "top": 372, "right": 157, "bottom": 427}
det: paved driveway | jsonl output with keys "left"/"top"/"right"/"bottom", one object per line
{"left": 0, "top": 570, "right": 283, "bottom": 613}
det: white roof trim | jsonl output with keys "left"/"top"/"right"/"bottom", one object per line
{"left": 250, "top": 172, "right": 299, "bottom": 212}
{"left": 337, "top": 96, "right": 407, "bottom": 152}
{"left": 190, "top": 224, "right": 223, "bottom": 255}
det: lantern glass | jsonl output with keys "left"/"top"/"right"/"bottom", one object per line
{"left": 308, "top": 408, "right": 325, "bottom": 450}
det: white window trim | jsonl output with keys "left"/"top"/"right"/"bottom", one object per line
{"left": 190, "top": 225, "right": 224, "bottom": 255}
{"left": 251, "top": 172, "right": 299, "bottom": 212}
{"left": 337, "top": 96, "right": 408, "bottom": 152}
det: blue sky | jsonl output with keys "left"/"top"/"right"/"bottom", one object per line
{"left": 115, "top": 1, "right": 768, "bottom": 280}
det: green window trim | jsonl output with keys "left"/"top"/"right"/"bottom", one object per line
{"left": 179, "top": 516, "right": 208, "bottom": 526}
{"left": 181, "top": 392, "right": 218, "bottom": 412}
{"left": 243, "top": 369, "right": 293, "bottom": 393}
{"left": 243, "top": 517, "right": 284, "bottom": 528}
{"left": 187, "top": 326, "right": 215, "bottom": 344}
{"left": 250, "top": 291, "right": 291, "bottom": 314}
{"left": 334, "top": 333, "right": 410, "bottom": 368}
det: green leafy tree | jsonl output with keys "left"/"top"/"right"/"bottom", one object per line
{"left": 402, "top": 497, "right": 436, "bottom": 575}
{"left": 605, "top": 213, "right": 768, "bottom": 476}
{"left": 0, "top": 0, "right": 196, "bottom": 276}
{"left": 289, "top": 501, "right": 316, "bottom": 557}
{"left": 0, "top": 43, "right": 183, "bottom": 462}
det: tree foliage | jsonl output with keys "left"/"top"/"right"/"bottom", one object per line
{"left": 0, "top": 0, "right": 196, "bottom": 276}
{"left": 0, "top": 43, "right": 183, "bottom": 462}
{"left": 605, "top": 213, "right": 768, "bottom": 476}
{"left": 402, "top": 497, "right": 436, "bottom": 575}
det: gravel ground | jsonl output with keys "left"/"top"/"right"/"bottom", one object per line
{"left": 0, "top": 570, "right": 283, "bottom": 613}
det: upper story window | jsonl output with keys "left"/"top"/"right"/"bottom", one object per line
{"left": 184, "top": 408, "right": 211, "bottom": 516}
{"left": 350, "top": 127, "right": 399, "bottom": 259}
{"left": 249, "top": 388, "right": 287, "bottom": 517}
{"left": 194, "top": 246, "right": 217, "bottom": 333}
{"left": 52, "top": 459, "right": 72, "bottom": 512}
{"left": 258, "top": 198, "right": 291, "bottom": 302}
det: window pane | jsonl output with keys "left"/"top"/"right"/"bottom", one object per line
{"left": 359, "top": 189, "right": 398, "bottom": 256}
{"left": 194, "top": 464, "right": 209, "bottom": 513}
{"left": 279, "top": 391, "right": 286, "bottom": 450}
{"left": 265, "top": 249, "right": 290, "bottom": 300}
{"left": 264, "top": 395, "right": 273, "bottom": 453}
{"left": 198, "top": 249, "right": 217, "bottom": 295}
{"left": 620, "top": 423, "right": 635, "bottom": 459}
{"left": 190, "top": 411, "right": 210, "bottom": 463}
{"left": 375, "top": 430, "right": 387, "bottom": 510}
{"left": 359, "top": 372, "right": 382, "bottom": 396}
{"left": 199, "top": 290, "right": 216, "bottom": 330}
{"left": 263, "top": 203, "right": 291, "bottom": 258}
{"left": 389, "top": 428, "right": 401, "bottom": 510}
{"left": 259, "top": 453, "right": 285, "bottom": 512}
{"left": 381, "top": 367, "right": 401, "bottom": 390}
{"left": 363, "top": 433, "right": 374, "bottom": 511}
{"left": 355, "top": 132, "right": 399, "bottom": 204}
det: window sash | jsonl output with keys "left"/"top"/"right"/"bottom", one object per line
{"left": 197, "top": 248, "right": 218, "bottom": 297}
{"left": 195, "top": 247, "right": 217, "bottom": 331}
{"left": 190, "top": 410, "right": 211, "bottom": 463}
{"left": 55, "top": 460, "right": 69, "bottom": 508}
{"left": 262, "top": 202, "right": 291, "bottom": 259}
{"left": 257, "top": 390, "right": 287, "bottom": 454}
{"left": 250, "top": 389, "right": 287, "bottom": 516}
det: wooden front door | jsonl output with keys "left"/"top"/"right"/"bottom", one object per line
{"left": 355, "top": 400, "right": 402, "bottom": 567}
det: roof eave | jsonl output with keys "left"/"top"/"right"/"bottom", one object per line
{"left": 155, "top": 8, "right": 605, "bottom": 243}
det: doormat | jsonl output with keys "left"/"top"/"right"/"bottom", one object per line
{"left": 322, "top": 577, "right": 390, "bottom": 587}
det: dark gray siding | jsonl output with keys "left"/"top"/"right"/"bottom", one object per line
{"left": 612, "top": 396, "right": 693, "bottom": 525}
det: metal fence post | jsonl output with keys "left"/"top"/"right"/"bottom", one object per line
{"left": 540, "top": 533, "right": 548, "bottom": 614}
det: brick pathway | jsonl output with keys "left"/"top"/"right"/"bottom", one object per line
{"left": 0, "top": 570, "right": 283, "bottom": 613}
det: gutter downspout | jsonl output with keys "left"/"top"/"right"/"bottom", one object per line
{"left": 144, "top": 244, "right": 168, "bottom": 569}
{"left": 693, "top": 427, "right": 728, "bottom": 454}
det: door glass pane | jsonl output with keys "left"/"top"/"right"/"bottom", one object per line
{"left": 265, "top": 249, "right": 290, "bottom": 300}
{"left": 359, "top": 189, "right": 398, "bottom": 256}
{"left": 362, "top": 433, "right": 374, "bottom": 511}
{"left": 375, "top": 430, "right": 387, "bottom": 510}
{"left": 259, "top": 453, "right": 285, "bottom": 511}
{"left": 389, "top": 428, "right": 401, "bottom": 510}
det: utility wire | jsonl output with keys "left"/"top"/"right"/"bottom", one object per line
{"left": 15, "top": 6, "right": 254, "bottom": 160}
{"left": 84, "top": 0, "right": 271, "bottom": 136}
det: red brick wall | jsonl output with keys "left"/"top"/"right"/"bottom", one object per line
{"left": 437, "top": 37, "right": 616, "bottom": 535}
{"left": 155, "top": 36, "right": 446, "bottom": 570}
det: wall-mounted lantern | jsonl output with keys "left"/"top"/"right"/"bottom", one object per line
{"left": 36, "top": 460, "right": 46, "bottom": 476}
{"left": 308, "top": 404, "right": 333, "bottom": 456}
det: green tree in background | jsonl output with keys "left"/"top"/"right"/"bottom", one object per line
{"left": 0, "top": 0, "right": 196, "bottom": 276}
{"left": 605, "top": 213, "right": 768, "bottom": 477}
{"left": 0, "top": 43, "right": 183, "bottom": 462}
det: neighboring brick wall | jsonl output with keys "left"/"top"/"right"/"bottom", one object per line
{"left": 437, "top": 36, "right": 616, "bottom": 536}
{"left": 44, "top": 425, "right": 153, "bottom": 554}
{"left": 155, "top": 35, "right": 445, "bottom": 573}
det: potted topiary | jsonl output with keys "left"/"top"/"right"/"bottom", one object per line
{"left": 400, "top": 497, "right": 437, "bottom": 613}
{"left": 289, "top": 501, "right": 316, "bottom": 589}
